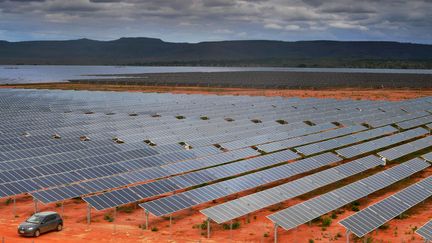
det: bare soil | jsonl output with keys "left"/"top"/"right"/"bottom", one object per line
{"left": 1, "top": 83, "right": 432, "bottom": 101}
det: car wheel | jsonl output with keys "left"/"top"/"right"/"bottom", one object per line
{"left": 57, "top": 224, "right": 63, "bottom": 231}
{"left": 34, "top": 229, "right": 40, "bottom": 237}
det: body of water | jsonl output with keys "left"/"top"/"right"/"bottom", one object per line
{"left": 1, "top": 65, "right": 432, "bottom": 84}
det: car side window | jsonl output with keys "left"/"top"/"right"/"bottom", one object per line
{"left": 45, "top": 215, "right": 56, "bottom": 222}
{"left": 41, "top": 217, "right": 48, "bottom": 223}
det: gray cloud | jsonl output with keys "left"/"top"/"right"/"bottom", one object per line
{"left": 0, "top": 0, "right": 431, "bottom": 44}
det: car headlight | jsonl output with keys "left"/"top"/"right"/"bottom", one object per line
{"left": 27, "top": 227, "right": 34, "bottom": 231}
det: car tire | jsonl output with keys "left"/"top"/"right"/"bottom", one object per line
{"left": 34, "top": 229, "right": 40, "bottom": 237}
{"left": 57, "top": 224, "right": 63, "bottom": 231}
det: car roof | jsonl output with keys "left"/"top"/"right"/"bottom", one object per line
{"left": 34, "top": 211, "right": 59, "bottom": 217}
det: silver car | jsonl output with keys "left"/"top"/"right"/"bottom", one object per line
{"left": 18, "top": 211, "right": 63, "bottom": 237}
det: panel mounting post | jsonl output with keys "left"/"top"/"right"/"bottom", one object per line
{"left": 230, "top": 220, "right": 233, "bottom": 241}
{"left": 87, "top": 204, "right": 91, "bottom": 226}
{"left": 61, "top": 201, "right": 64, "bottom": 218}
{"left": 346, "top": 229, "right": 350, "bottom": 243}
{"left": 145, "top": 209, "right": 149, "bottom": 230}
{"left": 13, "top": 197, "right": 16, "bottom": 219}
{"left": 169, "top": 214, "right": 172, "bottom": 239}
{"left": 33, "top": 198, "right": 38, "bottom": 214}
{"left": 113, "top": 207, "right": 117, "bottom": 234}
{"left": 274, "top": 223, "right": 278, "bottom": 243}
{"left": 207, "top": 218, "right": 211, "bottom": 239}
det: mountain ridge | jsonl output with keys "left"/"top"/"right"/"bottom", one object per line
{"left": 1, "top": 38, "right": 431, "bottom": 67}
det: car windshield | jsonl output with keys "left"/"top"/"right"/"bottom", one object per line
{"left": 26, "top": 215, "right": 43, "bottom": 224}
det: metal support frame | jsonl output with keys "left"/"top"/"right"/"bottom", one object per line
{"left": 113, "top": 207, "right": 117, "bottom": 234}
{"left": 33, "top": 198, "right": 38, "bottom": 214}
{"left": 61, "top": 201, "right": 64, "bottom": 218}
{"left": 169, "top": 214, "right": 172, "bottom": 238}
{"left": 145, "top": 210, "right": 149, "bottom": 230}
{"left": 87, "top": 204, "right": 91, "bottom": 226}
{"left": 13, "top": 197, "right": 16, "bottom": 219}
{"left": 346, "top": 229, "right": 351, "bottom": 243}
{"left": 274, "top": 223, "right": 278, "bottom": 243}
{"left": 230, "top": 220, "right": 233, "bottom": 240}
{"left": 207, "top": 218, "right": 211, "bottom": 239}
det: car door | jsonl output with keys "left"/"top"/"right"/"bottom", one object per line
{"left": 46, "top": 215, "right": 58, "bottom": 231}
{"left": 39, "top": 216, "right": 51, "bottom": 233}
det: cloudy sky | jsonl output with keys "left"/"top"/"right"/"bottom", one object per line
{"left": 0, "top": 0, "right": 431, "bottom": 43}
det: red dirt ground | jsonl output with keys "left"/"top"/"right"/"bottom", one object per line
{"left": 0, "top": 167, "right": 430, "bottom": 242}
{"left": 0, "top": 85, "right": 431, "bottom": 242}
{"left": 1, "top": 83, "right": 432, "bottom": 101}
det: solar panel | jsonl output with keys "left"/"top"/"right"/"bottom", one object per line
{"left": 396, "top": 115, "right": 432, "bottom": 130}
{"left": 84, "top": 149, "right": 300, "bottom": 210}
{"left": 423, "top": 152, "right": 432, "bottom": 162}
{"left": 257, "top": 125, "right": 368, "bottom": 153}
{"left": 336, "top": 127, "right": 429, "bottom": 158}
{"left": 201, "top": 155, "right": 383, "bottom": 224}
{"left": 416, "top": 220, "right": 432, "bottom": 241}
{"left": 378, "top": 136, "right": 432, "bottom": 161}
{"left": 295, "top": 126, "right": 397, "bottom": 156}
{"left": 139, "top": 153, "right": 341, "bottom": 216}
{"left": 340, "top": 176, "right": 432, "bottom": 237}
{"left": 267, "top": 158, "right": 430, "bottom": 231}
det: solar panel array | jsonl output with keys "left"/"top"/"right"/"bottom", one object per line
{"left": 378, "top": 136, "right": 432, "bottom": 161}
{"left": 340, "top": 176, "right": 432, "bottom": 237}
{"left": 0, "top": 89, "right": 431, "bottom": 240}
{"left": 295, "top": 126, "right": 397, "bottom": 156}
{"left": 201, "top": 155, "right": 383, "bottom": 223}
{"left": 336, "top": 127, "right": 429, "bottom": 158}
{"left": 140, "top": 153, "right": 341, "bottom": 216}
{"left": 417, "top": 220, "right": 432, "bottom": 241}
{"left": 83, "top": 149, "right": 300, "bottom": 210}
{"left": 267, "top": 158, "right": 430, "bottom": 230}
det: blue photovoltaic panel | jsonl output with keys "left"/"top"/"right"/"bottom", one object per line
{"left": 340, "top": 176, "right": 432, "bottom": 237}
{"left": 416, "top": 220, "right": 432, "bottom": 241}
{"left": 267, "top": 158, "right": 430, "bottom": 231}
{"left": 201, "top": 155, "right": 383, "bottom": 224}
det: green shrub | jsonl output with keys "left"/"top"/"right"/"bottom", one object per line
{"left": 351, "top": 205, "right": 360, "bottom": 212}
{"left": 379, "top": 224, "right": 389, "bottom": 230}
{"left": 222, "top": 221, "right": 240, "bottom": 230}
{"left": 321, "top": 217, "right": 332, "bottom": 227}
{"left": 331, "top": 212, "right": 337, "bottom": 219}
{"left": 151, "top": 227, "right": 158, "bottom": 232}
{"left": 104, "top": 213, "right": 114, "bottom": 222}
{"left": 118, "top": 206, "right": 134, "bottom": 214}
{"left": 199, "top": 220, "right": 209, "bottom": 230}
{"left": 5, "top": 198, "right": 12, "bottom": 205}
{"left": 263, "top": 232, "right": 269, "bottom": 237}
{"left": 309, "top": 240, "right": 315, "bottom": 243}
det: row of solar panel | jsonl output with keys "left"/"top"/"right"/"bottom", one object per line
{"left": 140, "top": 153, "right": 342, "bottom": 217}
{"left": 295, "top": 125, "right": 398, "bottom": 156}
{"left": 267, "top": 158, "right": 430, "bottom": 231}
{"left": 201, "top": 155, "right": 384, "bottom": 224}
{"left": 336, "top": 127, "right": 428, "bottom": 158}
{"left": 416, "top": 219, "right": 432, "bottom": 241}
{"left": 82, "top": 150, "right": 300, "bottom": 210}
{"left": 340, "top": 175, "right": 432, "bottom": 237}
{"left": 1, "top": 147, "right": 258, "bottom": 198}
{"left": 378, "top": 136, "right": 432, "bottom": 161}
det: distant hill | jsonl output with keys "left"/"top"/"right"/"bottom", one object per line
{"left": 1, "top": 37, "right": 432, "bottom": 68}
